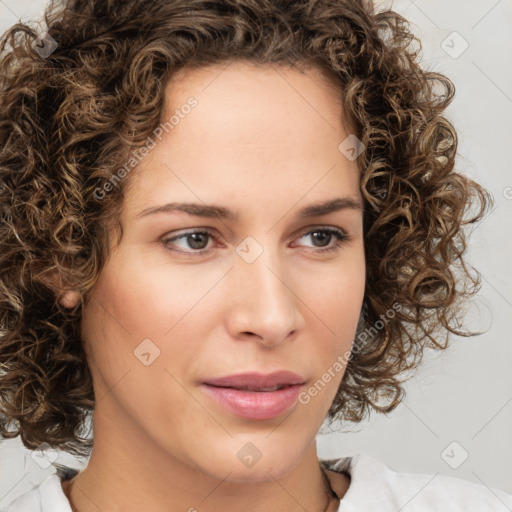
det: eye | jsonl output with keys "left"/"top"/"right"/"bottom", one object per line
{"left": 293, "top": 227, "right": 349, "bottom": 253}
{"left": 162, "top": 226, "right": 350, "bottom": 256}
{"left": 163, "top": 229, "right": 215, "bottom": 255}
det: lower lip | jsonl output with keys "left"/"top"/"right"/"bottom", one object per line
{"left": 201, "top": 384, "right": 304, "bottom": 420}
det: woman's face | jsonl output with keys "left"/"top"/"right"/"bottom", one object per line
{"left": 78, "top": 60, "right": 365, "bottom": 482}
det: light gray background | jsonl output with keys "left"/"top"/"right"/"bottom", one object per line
{"left": 0, "top": 0, "right": 511, "bottom": 508}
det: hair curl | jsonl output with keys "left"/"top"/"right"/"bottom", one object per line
{"left": 0, "top": 0, "right": 492, "bottom": 458}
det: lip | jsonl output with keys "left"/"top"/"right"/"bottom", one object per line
{"left": 202, "top": 383, "right": 304, "bottom": 420}
{"left": 201, "top": 371, "right": 306, "bottom": 420}
{"left": 202, "top": 371, "right": 306, "bottom": 389}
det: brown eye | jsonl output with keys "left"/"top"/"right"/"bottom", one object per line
{"left": 294, "top": 228, "right": 349, "bottom": 252}
{"left": 163, "top": 229, "right": 215, "bottom": 255}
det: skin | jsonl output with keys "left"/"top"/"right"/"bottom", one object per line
{"left": 57, "top": 60, "right": 365, "bottom": 512}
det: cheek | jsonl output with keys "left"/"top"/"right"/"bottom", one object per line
{"left": 79, "top": 275, "right": 201, "bottom": 425}
{"left": 298, "top": 254, "right": 365, "bottom": 397}
{"left": 85, "top": 249, "right": 212, "bottom": 338}
{"left": 301, "top": 251, "right": 365, "bottom": 332}
{"left": 79, "top": 253, "right": 216, "bottom": 388}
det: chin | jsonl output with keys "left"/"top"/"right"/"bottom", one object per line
{"left": 195, "top": 436, "right": 306, "bottom": 483}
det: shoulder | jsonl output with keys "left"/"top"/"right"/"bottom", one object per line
{"left": 3, "top": 468, "right": 75, "bottom": 512}
{"left": 321, "top": 453, "right": 512, "bottom": 512}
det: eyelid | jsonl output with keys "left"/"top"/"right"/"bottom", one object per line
{"left": 295, "top": 224, "right": 348, "bottom": 237}
{"left": 163, "top": 224, "right": 348, "bottom": 240}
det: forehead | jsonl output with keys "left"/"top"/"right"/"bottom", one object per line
{"left": 123, "top": 60, "right": 361, "bottom": 219}
{"left": 163, "top": 59, "right": 346, "bottom": 134}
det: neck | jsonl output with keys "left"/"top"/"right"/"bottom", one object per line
{"left": 63, "top": 409, "right": 346, "bottom": 512}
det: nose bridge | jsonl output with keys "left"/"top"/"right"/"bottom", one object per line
{"left": 228, "top": 237, "right": 298, "bottom": 343}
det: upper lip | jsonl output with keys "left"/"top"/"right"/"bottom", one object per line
{"left": 203, "top": 371, "right": 306, "bottom": 390}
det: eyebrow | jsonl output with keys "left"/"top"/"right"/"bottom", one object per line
{"left": 135, "top": 196, "right": 363, "bottom": 221}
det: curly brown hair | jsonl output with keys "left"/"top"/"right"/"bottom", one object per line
{"left": 0, "top": 0, "right": 492, "bottom": 459}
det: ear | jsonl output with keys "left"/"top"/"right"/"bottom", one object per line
{"left": 38, "top": 268, "right": 81, "bottom": 309}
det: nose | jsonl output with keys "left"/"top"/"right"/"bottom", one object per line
{"left": 225, "top": 243, "right": 302, "bottom": 348}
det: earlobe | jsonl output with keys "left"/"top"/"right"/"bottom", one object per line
{"left": 38, "top": 268, "right": 81, "bottom": 308}
{"left": 58, "top": 290, "right": 81, "bottom": 308}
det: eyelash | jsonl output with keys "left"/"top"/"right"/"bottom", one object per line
{"left": 162, "top": 227, "right": 350, "bottom": 257}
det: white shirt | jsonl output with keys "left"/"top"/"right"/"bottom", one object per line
{"left": 4, "top": 453, "right": 512, "bottom": 511}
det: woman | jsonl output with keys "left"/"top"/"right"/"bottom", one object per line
{"left": 0, "top": 0, "right": 510, "bottom": 510}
